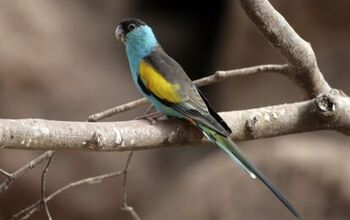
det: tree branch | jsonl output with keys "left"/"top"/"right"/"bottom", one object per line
{"left": 121, "top": 152, "right": 140, "bottom": 220}
{"left": 239, "top": 0, "right": 332, "bottom": 97}
{"left": 40, "top": 154, "right": 54, "bottom": 220}
{"left": 0, "top": 169, "right": 13, "bottom": 179}
{"left": 0, "top": 151, "right": 55, "bottom": 194}
{"left": 11, "top": 169, "right": 125, "bottom": 220}
{"left": 1, "top": 1, "right": 349, "bottom": 219}
{"left": 88, "top": 64, "right": 289, "bottom": 122}
{"left": 0, "top": 93, "right": 349, "bottom": 152}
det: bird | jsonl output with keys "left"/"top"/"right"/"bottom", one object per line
{"left": 115, "top": 18, "right": 301, "bottom": 218}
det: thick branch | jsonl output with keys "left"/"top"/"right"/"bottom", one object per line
{"left": 239, "top": 0, "right": 332, "bottom": 97}
{"left": 1, "top": 93, "right": 349, "bottom": 151}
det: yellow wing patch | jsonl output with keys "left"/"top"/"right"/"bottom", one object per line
{"left": 139, "top": 60, "right": 181, "bottom": 103}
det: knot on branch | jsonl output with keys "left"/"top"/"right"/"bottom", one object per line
{"left": 246, "top": 116, "right": 259, "bottom": 138}
{"left": 164, "top": 119, "right": 203, "bottom": 145}
{"left": 244, "top": 108, "right": 287, "bottom": 139}
{"left": 0, "top": 129, "right": 4, "bottom": 149}
{"left": 87, "top": 116, "right": 98, "bottom": 122}
{"left": 313, "top": 93, "right": 339, "bottom": 128}
{"left": 315, "top": 94, "right": 336, "bottom": 113}
{"left": 84, "top": 131, "right": 104, "bottom": 149}
{"left": 214, "top": 71, "right": 226, "bottom": 79}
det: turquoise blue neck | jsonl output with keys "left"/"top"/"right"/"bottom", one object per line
{"left": 125, "top": 25, "right": 158, "bottom": 60}
{"left": 124, "top": 25, "right": 158, "bottom": 88}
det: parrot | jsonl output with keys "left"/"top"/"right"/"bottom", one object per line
{"left": 115, "top": 18, "right": 301, "bottom": 218}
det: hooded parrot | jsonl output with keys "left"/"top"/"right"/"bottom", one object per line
{"left": 115, "top": 18, "right": 301, "bottom": 219}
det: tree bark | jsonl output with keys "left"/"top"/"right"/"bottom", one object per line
{"left": 1, "top": 93, "right": 349, "bottom": 151}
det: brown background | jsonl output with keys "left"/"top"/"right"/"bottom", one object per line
{"left": 0, "top": 0, "right": 349, "bottom": 219}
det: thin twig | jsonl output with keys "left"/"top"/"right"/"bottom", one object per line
{"left": 11, "top": 169, "right": 125, "bottom": 220}
{"left": 88, "top": 98, "right": 149, "bottom": 122}
{"left": 41, "top": 154, "right": 55, "bottom": 220}
{"left": 195, "top": 64, "right": 289, "bottom": 87}
{"left": 0, "top": 168, "right": 14, "bottom": 179}
{"left": 117, "top": 108, "right": 153, "bottom": 219}
{"left": 87, "top": 64, "right": 289, "bottom": 121}
{"left": 16, "top": 204, "right": 40, "bottom": 220}
{"left": 120, "top": 152, "right": 140, "bottom": 220}
{"left": 0, "top": 151, "right": 55, "bottom": 194}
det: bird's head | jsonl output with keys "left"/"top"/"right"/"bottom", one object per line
{"left": 115, "top": 18, "right": 158, "bottom": 51}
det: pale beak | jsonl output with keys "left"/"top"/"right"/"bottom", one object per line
{"left": 115, "top": 25, "right": 124, "bottom": 42}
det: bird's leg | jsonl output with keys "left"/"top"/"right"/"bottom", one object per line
{"left": 135, "top": 111, "right": 167, "bottom": 124}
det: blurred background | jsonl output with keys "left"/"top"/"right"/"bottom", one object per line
{"left": 0, "top": 0, "right": 350, "bottom": 219}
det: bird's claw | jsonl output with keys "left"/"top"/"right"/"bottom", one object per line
{"left": 135, "top": 111, "right": 166, "bottom": 124}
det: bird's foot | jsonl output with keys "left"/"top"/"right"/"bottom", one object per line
{"left": 135, "top": 111, "right": 167, "bottom": 124}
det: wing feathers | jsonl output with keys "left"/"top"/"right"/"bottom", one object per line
{"left": 197, "top": 89, "right": 232, "bottom": 134}
{"left": 139, "top": 47, "right": 230, "bottom": 136}
{"left": 139, "top": 59, "right": 182, "bottom": 103}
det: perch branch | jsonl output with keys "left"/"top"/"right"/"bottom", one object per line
{"left": 88, "top": 64, "right": 289, "bottom": 121}
{"left": 239, "top": 0, "right": 332, "bottom": 97}
{"left": 0, "top": 169, "right": 13, "bottom": 179}
{"left": 1, "top": 93, "right": 349, "bottom": 152}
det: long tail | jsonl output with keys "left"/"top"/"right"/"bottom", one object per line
{"left": 197, "top": 124, "right": 301, "bottom": 219}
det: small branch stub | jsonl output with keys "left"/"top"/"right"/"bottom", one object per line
{"left": 245, "top": 116, "right": 258, "bottom": 138}
{"left": 316, "top": 94, "right": 336, "bottom": 113}
{"left": 84, "top": 131, "right": 105, "bottom": 150}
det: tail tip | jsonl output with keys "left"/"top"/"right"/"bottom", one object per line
{"left": 294, "top": 211, "right": 303, "bottom": 219}
{"left": 249, "top": 172, "right": 257, "bottom": 179}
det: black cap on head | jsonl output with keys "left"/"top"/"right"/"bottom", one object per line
{"left": 118, "top": 18, "right": 146, "bottom": 35}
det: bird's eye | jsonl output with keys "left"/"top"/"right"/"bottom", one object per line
{"left": 128, "top": 23, "right": 136, "bottom": 31}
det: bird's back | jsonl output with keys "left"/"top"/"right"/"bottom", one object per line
{"left": 139, "top": 46, "right": 231, "bottom": 136}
